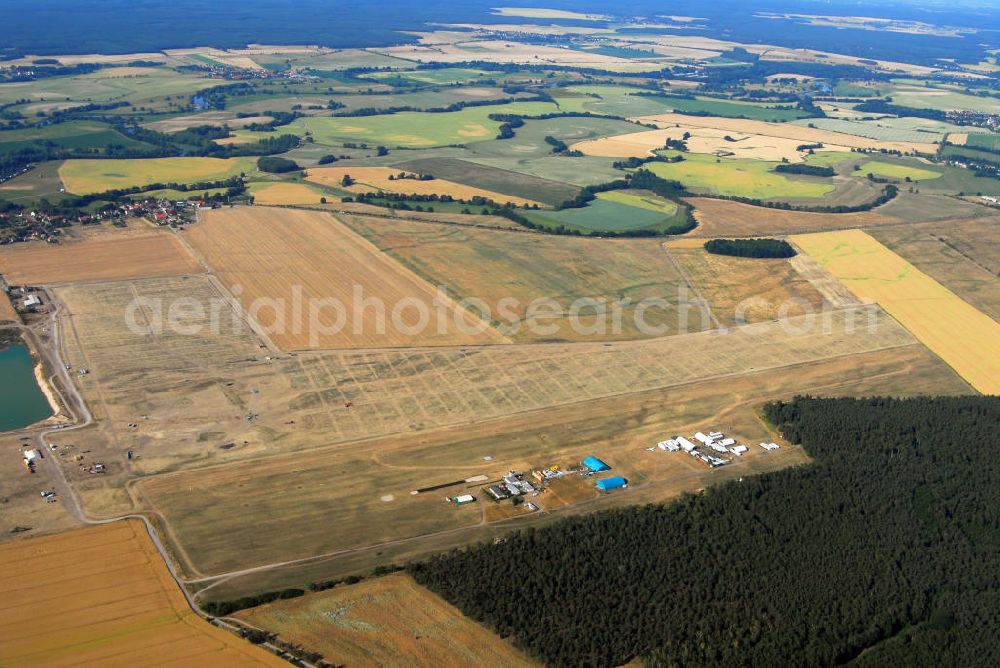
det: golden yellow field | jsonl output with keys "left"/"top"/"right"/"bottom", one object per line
{"left": 235, "top": 573, "right": 536, "bottom": 667}
{"left": 0, "top": 520, "right": 283, "bottom": 667}
{"left": 793, "top": 229, "right": 1000, "bottom": 394}
{"left": 248, "top": 181, "right": 328, "bottom": 205}
{"left": 305, "top": 166, "right": 543, "bottom": 206}
{"left": 59, "top": 157, "right": 257, "bottom": 194}
{"left": 632, "top": 113, "right": 939, "bottom": 154}
{"left": 572, "top": 126, "right": 850, "bottom": 161}
{"left": 186, "top": 207, "right": 509, "bottom": 349}
{"left": 0, "top": 224, "right": 201, "bottom": 284}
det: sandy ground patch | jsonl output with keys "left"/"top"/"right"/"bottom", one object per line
{"left": 0, "top": 223, "right": 201, "bottom": 285}
{"left": 373, "top": 38, "right": 661, "bottom": 73}
{"left": 0, "top": 520, "right": 283, "bottom": 667}
{"left": 306, "top": 166, "right": 543, "bottom": 206}
{"left": 572, "top": 126, "right": 850, "bottom": 161}
{"left": 793, "top": 229, "right": 1000, "bottom": 394}
{"left": 633, "top": 113, "right": 939, "bottom": 154}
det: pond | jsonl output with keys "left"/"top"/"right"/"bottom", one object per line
{"left": 0, "top": 343, "right": 54, "bottom": 431}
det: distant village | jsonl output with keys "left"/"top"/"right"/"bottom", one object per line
{"left": 0, "top": 198, "right": 202, "bottom": 245}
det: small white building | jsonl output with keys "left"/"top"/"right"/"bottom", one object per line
{"left": 718, "top": 437, "right": 736, "bottom": 447}
{"left": 23, "top": 449, "right": 40, "bottom": 462}
{"left": 454, "top": 494, "right": 475, "bottom": 505}
{"left": 676, "top": 436, "right": 698, "bottom": 452}
{"left": 694, "top": 431, "right": 714, "bottom": 445}
{"left": 759, "top": 442, "right": 780, "bottom": 451}
{"left": 730, "top": 445, "right": 749, "bottom": 456}
{"left": 23, "top": 295, "right": 41, "bottom": 308}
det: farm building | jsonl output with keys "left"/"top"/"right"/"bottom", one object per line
{"left": 596, "top": 476, "right": 627, "bottom": 491}
{"left": 676, "top": 436, "right": 698, "bottom": 452}
{"left": 582, "top": 456, "right": 610, "bottom": 472}
{"left": 454, "top": 494, "right": 475, "bottom": 505}
{"left": 486, "top": 484, "right": 510, "bottom": 500}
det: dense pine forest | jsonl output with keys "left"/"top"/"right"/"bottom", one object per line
{"left": 704, "top": 238, "right": 796, "bottom": 258}
{"left": 409, "top": 396, "right": 1000, "bottom": 667}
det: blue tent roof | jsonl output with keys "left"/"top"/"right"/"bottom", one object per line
{"left": 596, "top": 476, "right": 627, "bottom": 491}
{"left": 582, "top": 456, "right": 610, "bottom": 472}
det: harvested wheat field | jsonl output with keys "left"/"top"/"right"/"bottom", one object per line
{"left": 0, "top": 291, "right": 18, "bottom": 322}
{"left": 248, "top": 181, "right": 329, "bottom": 205}
{"left": 793, "top": 229, "right": 1000, "bottom": 394}
{"left": 306, "top": 166, "right": 543, "bottom": 206}
{"left": 186, "top": 207, "right": 508, "bottom": 349}
{"left": 0, "top": 520, "right": 283, "bottom": 667}
{"left": 633, "top": 113, "right": 939, "bottom": 154}
{"left": 670, "top": 246, "right": 826, "bottom": 326}
{"left": 235, "top": 573, "right": 534, "bottom": 667}
{"left": 0, "top": 224, "right": 201, "bottom": 285}
{"left": 687, "top": 197, "right": 895, "bottom": 237}
{"left": 343, "top": 213, "right": 690, "bottom": 342}
{"left": 572, "top": 126, "right": 850, "bottom": 161}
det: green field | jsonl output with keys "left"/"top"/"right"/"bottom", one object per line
{"left": 283, "top": 101, "right": 559, "bottom": 148}
{"left": 0, "top": 121, "right": 146, "bottom": 152}
{"left": 360, "top": 68, "right": 491, "bottom": 86}
{"left": 596, "top": 189, "right": 678, "bottom": 215}
{"left": 550, "top": 86, "right": 678, "bottom": 117}
{"left": 886, "top": 85, "right": 1000, "bottom": 114}
{"left": 132, "top": 186, "right": 229, "bottom": 200}
{"left": 525, "top": 197, "right": 685, "bottom": 233}
{"left": 832, "top": 81, "right": 880, "bottom": 97}
{"left": 393, "top": 156, "right": 579, "bottom": 206}
{"left": 0, "top": 66, "right": 210, "bottom": 109}
{"left": 965, "top": 134, "right": 1000, "bottom": 151}
{"left": 858, "top": 161, "right": 942, "bottom": 181}
{"left": 549, "top": 86, "right": 810, "bottom": 121}
{"left": 58, "top": 156, "right": 257, "bottom": 194}
{"left": 792, "top": 117, "right": 958, "bottom": 143}
{"left": 656, "top": 96, "right": 811, "bottom": 122}
{"left": 646, "top": 153, "right": 836, "bottom": 200}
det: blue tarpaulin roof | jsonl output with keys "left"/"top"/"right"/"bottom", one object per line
{"left": 596, "top": 476, "right": 627, "bottom": 491}
{"left": 582, "top": 456, "right": 610, "bottom": 472}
